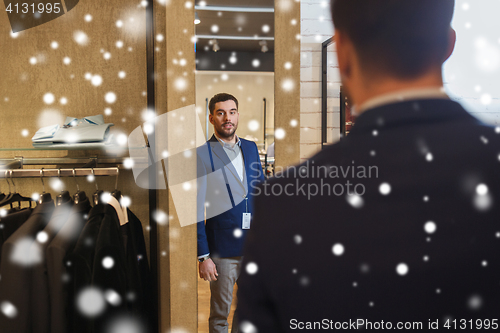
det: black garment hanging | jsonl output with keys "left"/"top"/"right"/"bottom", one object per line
{"left": 31, "top": 200, "right": 74, "bottom": 333}
{"left": 0, "top": 207, "right": 33, "bottom": 265}
{"left": 119, "top": 208, "right": 153, "bottom": 330}
{"left": 66, "top": 203, "right": 152, "bottom": 333}
{"left": 0, "top": 200, "right": 54, "bottom": 333}
{"left": 65, "top": 202, "right": 106, "bottom": 333}
{"left": 46, "top": 195, "right": 91, "bottom": 333}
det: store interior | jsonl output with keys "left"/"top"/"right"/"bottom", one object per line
{"left": 1, "top": 0, "right": 498, "bottom": 332}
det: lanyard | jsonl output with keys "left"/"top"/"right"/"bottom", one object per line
{"left": 207, "top": 143, "right": 236, "bottom": 208}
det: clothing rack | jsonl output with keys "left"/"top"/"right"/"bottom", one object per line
{"left": 0, "top": 156, "right": 129, "bottom": 170}
{"left": 0, "top": 167, "right": 119, "bottom": 178}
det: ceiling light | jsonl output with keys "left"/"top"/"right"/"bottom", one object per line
{"left": 194, "top": 12, "right": 201, "bottom": 25}
{"left": 259, "top": 40, "right": 268, "bottom": 53}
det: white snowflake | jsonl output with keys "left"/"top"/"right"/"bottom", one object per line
{"left": 104, "top": 289, "right": 122, "bottom": 306}
{"left": 248, "top": 120, "right": 259, "bottom": 132}
{"left": 424, "top": 221, "right": 437, "bottom": 234}
{"left": 105, "top": 92, "right": 117, "bottom": 104}
{"left": 275, "top": 128, "right": 286, "bottom": 140}
{"left": 396, "top": 263, "right": 409, "bottom": 276}
{"left": 294, "top": 235, "right": 302, "bottom": 244}
{"left": 281, "top": 79, "right": 294, "bottom": 91}
{"left": 379, "top": 182, "right": 391, "bottom": 195}
{"left": 346, "top": 194, "right": 364, "bottom": 208}
{"left": 332, "top": 243, "right": 345, "bottom": 256}
{"left": 1, "top": 301, "right": 17, "bottom": 318}
{"left": 153, "top": 210, "right": 168, "bottom": 225}
{"left": 73, "top": 31, "right": 89, "bottom": 46}
{"left": 43, "top": 93, "right": 55, "bottom": 104}
{"left": 91, "top": 75, "right": 102, "bottom": 87}
{"left": 467, "top": 294, "right": 483, "bottom": 310}
{"left": 480, "top": 94, "right": 492, "bottom": 105}
{"left": 120, "top": 196, "right": 131, "bottom": 207}
{"left": 102, "top": 256, "right": 115, "bottom": 269}
{"left": 76, "top": 287, "right": 106, "bottom": 318}
{"left": 36, "top": 231, "right": 49, "bottom": 243}
{"left": 246, "top": 262, "right": 258, "bottom": 275}
{"left": 10, "top": 237, "right": 42, "bottom": 266}
{"left": 240, "top": 321, "right": 258, "bottom": 333}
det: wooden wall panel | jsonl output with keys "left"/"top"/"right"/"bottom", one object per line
{"left": 274, "top": 0, "right": 301, "bottom": 169}
{"left": 0, "top": 0, "right": 150, "bottom": 251}
{"left": 156, "top": 0, "right": 198, "bottom": 332}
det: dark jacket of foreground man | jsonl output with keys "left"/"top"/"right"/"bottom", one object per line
{"left": 238, "top": 99, "right": 500, "bottom": 332}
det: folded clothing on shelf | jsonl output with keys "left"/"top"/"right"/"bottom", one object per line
{"left": 32, "top": 115, "right": 114, "bottom": 149}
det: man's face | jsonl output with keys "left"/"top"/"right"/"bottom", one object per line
{"left": 209, "top": 100, "right": 239, "bottom": 139}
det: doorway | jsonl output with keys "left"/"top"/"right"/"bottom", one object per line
{"left": 194, "top": 0, "right": 275, "bottom": 331}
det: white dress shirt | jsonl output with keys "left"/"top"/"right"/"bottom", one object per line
{"left": 214, "top": 133, "right": 244, "bottom": 182}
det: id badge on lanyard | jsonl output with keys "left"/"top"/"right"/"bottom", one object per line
{"left": 242, "top": 197, "right": 251, "bottom": 229}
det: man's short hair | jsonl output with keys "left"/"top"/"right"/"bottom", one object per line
{"left": 209, "top": 93, "right": 239, "bottom": 115}
{"left": 331, "top": 0, "right": 455, "bottom": 79}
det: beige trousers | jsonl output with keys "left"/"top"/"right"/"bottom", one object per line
{"left": 209, "top": 256, "right": 242, "bottom": 333}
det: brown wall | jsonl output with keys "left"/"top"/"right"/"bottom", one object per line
{"left": 156, "top": 0, "right": 198, "bottom": 331}
{"left": 274, "top": 0, "right": 301, "bottom": 169}
{"left": 0, "top": 0, "right": 150, "bottom": 248}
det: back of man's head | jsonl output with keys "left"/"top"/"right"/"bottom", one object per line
{"left": 331, "top": 0, "right": 455, "bottom": 79}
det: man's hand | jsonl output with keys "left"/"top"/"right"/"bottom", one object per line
{"left": 199, "top": 258, "right": 218, "bottom": 282}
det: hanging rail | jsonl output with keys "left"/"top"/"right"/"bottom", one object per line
{"left": 0, "top": 156, "right": 132, "bottom": 170}
{"left": 0, "top": 167, "right": 119, "bottom": 178}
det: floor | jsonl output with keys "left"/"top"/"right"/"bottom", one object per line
{"left": 198, "top": 275, "right": 238, "bottom": 333}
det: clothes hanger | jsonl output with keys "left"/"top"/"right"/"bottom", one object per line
{"left": 91, "top": 168, "right": 103, "bottom": 206}
{"left": 72, "top": 168, "right": 87, "bottom": 204}
{"left": 39, "top": 168, "right": 53, "bottom": 204}
{"left": 0, "top": 170, "right": 35, "bottom": 208}
{"left": 55, "top": 169, "right": 72, "bottom": 206}
{"left": 0, "top": 171, "right": 13, "bottom": 208}
{"left": 0, "top": 174, "right": 5, "bottom": 201}
{"left": 106, "top": 167, "right": 128, "bottom": 225}
{"left": 111, "top": 167, "right": 121, "bottom": 201}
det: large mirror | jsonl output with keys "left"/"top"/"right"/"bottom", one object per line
{"left": 194, "top": 0, "right": 274, "bottom": 331}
